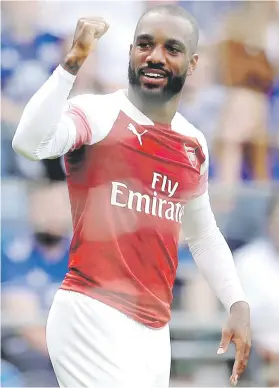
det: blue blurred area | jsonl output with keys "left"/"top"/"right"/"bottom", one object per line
{"left": 1, "top": 235, "right": 68, "bottom": 387}
{"left": 1, "top": 236, "right": 69, "bottom": 297}
{"left": 1, "top": 359, "right": 25, "bottom": 387}
{"left": 1, "top": 32, "right": 63, "bottom": 102}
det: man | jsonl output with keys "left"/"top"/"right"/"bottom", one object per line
{"left": 12, "top": 5, "right": 251, "bottom": 388}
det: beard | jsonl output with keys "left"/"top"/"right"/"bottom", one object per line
{"left": 128, "top": 61, "right": 187, "bottom": 104}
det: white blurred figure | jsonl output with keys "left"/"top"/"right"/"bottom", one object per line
{"left": 235, "top": 194, "right": 279, "bottom": 386}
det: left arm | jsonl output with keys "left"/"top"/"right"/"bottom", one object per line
{"left": 182, "top": 190, "right": 247, "bottom": 312}
{"left": 182, "top": 128, "right": 251, "bottom": 384}
{"left": 182, "top": 191, "right": 251, "bottom": 385}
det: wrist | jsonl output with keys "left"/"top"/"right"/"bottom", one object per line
{"left": 230, "top": 301, "right": 250, "bottom": 316}
{"left": 61, "top": 52, "right": 87, "bottom": 75}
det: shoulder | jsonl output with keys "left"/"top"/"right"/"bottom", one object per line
{"left": 172, "top": 113, "right": 207, "bottom": 148}
{"left": 68, "top": 90, "right": 122, "bottom": 115}
{"left": 67, "top": 91, "right": 123, "bottom": 145}
{"left": 172, "top": 112, "right": 209, "bottom": 172}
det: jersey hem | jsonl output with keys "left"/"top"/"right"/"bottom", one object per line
{"left": 60, "top": 281, "right": 169, "bottom": 329}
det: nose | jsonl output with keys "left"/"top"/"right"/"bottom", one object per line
{"left": 146, "top": 45, "right": 166, "bottom": 65}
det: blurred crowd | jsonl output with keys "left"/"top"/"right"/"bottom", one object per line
{"left": 1, "top": 1, "right": 279, "bottom": 387}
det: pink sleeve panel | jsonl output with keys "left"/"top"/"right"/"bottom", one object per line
{"left": 66, "top": 105, "right": 92, "bottom": 151}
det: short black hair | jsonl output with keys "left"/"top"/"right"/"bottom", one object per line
{"left": 135, "top": 4, "right": 199, "bottom": 54}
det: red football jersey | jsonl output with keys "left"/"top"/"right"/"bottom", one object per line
{"left": 61, "top": 90, "right": 208, "bottom": 328}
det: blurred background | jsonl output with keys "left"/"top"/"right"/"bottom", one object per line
{"left": 1, "top": 0, "right": 279, "bottom": 386}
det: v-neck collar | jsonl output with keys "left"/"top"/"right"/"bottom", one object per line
{"left": 117, "top": 89, "right": 177, "bottom": 129}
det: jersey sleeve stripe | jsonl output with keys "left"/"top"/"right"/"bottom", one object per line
{"left": 66, "top": 105, "right": 92, "bottom": 150}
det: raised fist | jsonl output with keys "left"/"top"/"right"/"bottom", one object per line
{"left": 71, "top": 17, "right": 110, "bottom": 57}
{"left": 63, "top": 17, "right": 110, "bottom": 74}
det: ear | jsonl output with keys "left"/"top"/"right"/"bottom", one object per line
{"left": 129, "top": 44, "right": 133, "bottom": 58}
{"left": 187, "top": 54, "right": 199, "bottom": 76}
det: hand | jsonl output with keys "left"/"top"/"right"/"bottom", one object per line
{"left": 217, "top": 301, "right": 251, "bottom": 386}
{"left": 62, "top": 17, "right": 110, "bottom": 75}
{"left": 70, "top": 17, "right": 110, "bottom": 57}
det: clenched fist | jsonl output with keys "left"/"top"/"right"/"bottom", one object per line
{"left": 62, "top": 17, "right": 110, "bottom": 75}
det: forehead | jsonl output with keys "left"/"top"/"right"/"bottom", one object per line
{"left": 135, "top": 12, "right": 193, "bottom": 44}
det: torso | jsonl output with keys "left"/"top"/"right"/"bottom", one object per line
{"left": 61, "top": 90, "right": 207, "bottom": 328}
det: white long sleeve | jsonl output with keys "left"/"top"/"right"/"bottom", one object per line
{"left": 12, "top": 66, "right": 78, "bottom": 161}
{"left": 182, "top": 191, "right": 248, "bottom": 312}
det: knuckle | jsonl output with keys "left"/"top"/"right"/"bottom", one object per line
{"left": 235, "top": 337, "right": 244, "bottom": 346}
{"left": 238, "top": 361, "right": 244, "bottom": 370}
{"left": 78, "top": 18, "right": 86, "bottom": 25}
{"left": 83, "top": 21, "right": 92, "bottom": 28}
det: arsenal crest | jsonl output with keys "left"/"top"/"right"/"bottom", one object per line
{"left": 185, "top": 146, "right": 198, "bottom": 168}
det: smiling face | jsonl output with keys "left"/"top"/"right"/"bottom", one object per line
{"left": 128, "top": 12, "right": 198, "bottom": 104}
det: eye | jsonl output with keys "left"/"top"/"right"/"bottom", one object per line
{"left": 137, "top": 42, "right": 151, "bottom": 49}
{"left": 166, "top": 45, "right": 180, "bottom": 55}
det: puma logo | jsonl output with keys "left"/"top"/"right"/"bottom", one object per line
{"left": 127, "top": 123, "right": 148, "bottom": 146}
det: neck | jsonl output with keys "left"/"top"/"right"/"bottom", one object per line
{"left": 127, "top": 86, "right": 181, "bottom": 125}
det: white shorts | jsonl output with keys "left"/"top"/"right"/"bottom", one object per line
{"left": 46, "top": 289, "right": 171, "bottom": 388}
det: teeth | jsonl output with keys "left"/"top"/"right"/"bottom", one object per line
{"left": 144, "top": 73, "right": 164, "bottom": 78}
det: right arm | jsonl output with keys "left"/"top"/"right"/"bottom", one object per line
{"left": 12, "top": 66, "right": 77, "bottom": 161}
{"left": 12, "top": 17, "right": 110, "bottom": 161}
